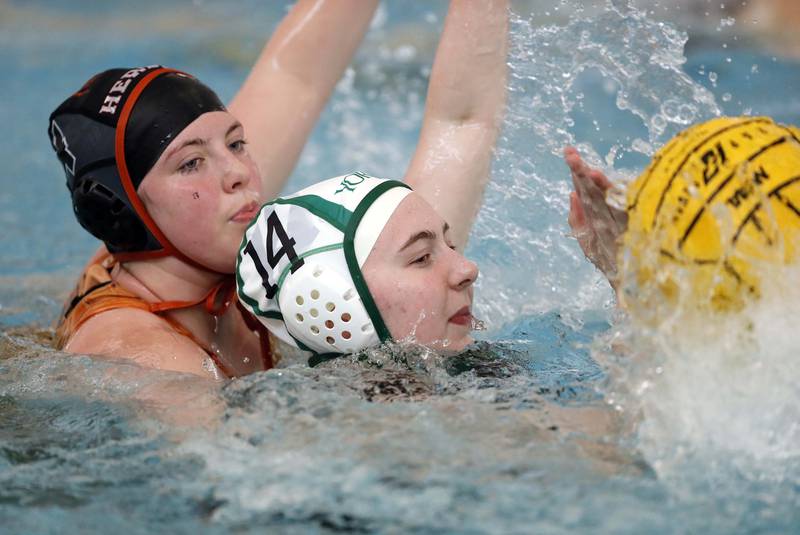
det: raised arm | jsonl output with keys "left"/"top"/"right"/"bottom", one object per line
{"left": 229, "top": 0, "right": 379, "bottom": 200}
{"left": 404, "top": 0, "right": 509, "bottom": 250}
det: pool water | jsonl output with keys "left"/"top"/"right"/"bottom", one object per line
{"left": 1, "top": 1, "right": 799, "bottom": 533}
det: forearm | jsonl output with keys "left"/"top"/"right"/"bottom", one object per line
{"left": 405, "top": 0, "right": 508, "bottom": 249}
{"left": 229, "top": 0, "right": 379, "bottom": 200}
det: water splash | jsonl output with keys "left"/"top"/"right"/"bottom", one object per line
{"left": 595, "top": 261, "right": 800, "bottom": 485}
{"left": 469, "top": 0, "right": 720, "bottom": 328}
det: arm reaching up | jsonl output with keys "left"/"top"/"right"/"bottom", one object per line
{"left": 404, "top": 0, "right": 509, "bottom": 250}
{"left": 229, "top": 0, "right": 379, "bottom": 200}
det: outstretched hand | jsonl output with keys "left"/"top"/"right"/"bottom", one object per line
{"left": 564, "top": 147, "right": 628, "bottom": 291}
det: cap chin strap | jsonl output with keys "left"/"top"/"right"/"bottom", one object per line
{"left": 113, "top": 67, "right": 226, "bottom": 276}
{"left": 147, "top": 277, "right": 236, "bottom": 317}
{"left": 144, "top": 278, "right": 239, "bottom": 378}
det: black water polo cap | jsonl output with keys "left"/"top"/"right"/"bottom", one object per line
{"left": 48, "top": 66, "right": 226, "bottom": 263}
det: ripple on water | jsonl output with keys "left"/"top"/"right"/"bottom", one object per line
{"left": 2, "top": 0, "right": 800, "bottom": 532}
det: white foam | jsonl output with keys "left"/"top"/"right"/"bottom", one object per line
{"left": 597, "top": 262, "right": 800, "bottom": 481}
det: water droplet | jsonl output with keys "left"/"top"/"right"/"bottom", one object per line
{"left": 717, "top": 16, "right": 735, "bottom": 30}
{"left": 394, "top": 45, "right": 416, "bottom": 62}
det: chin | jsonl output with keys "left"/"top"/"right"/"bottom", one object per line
{"left": 189, "top": 253, "right": 237, "bottom": 275}
{"left": 450, "top": 336, "right": 474, "bottom": 351}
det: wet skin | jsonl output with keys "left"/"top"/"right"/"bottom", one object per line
{"left": 362, "top": 193, "right": 479, "bottom": 350}
{"left": 137, "top": 111, "right": 263, "bottom": 274}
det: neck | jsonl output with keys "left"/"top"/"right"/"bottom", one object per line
{"left": 117, "top": 255, "right": 227, "bottom": 304}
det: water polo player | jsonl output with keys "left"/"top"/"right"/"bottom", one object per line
{"left": 236, "top": 1, "right": 510, "bottom": 363}
{"left": 48, "top": 1, "right": 380, "bottom": 378}
{"left": 237, "top": 175, "right": 479, "bottom": 365}
{"left": 49, "top": 0, "right": 508, "bottom": 377}
{"left": 567, "top": 116, "right": 800, "bottom": 309}
{"left": 236, "top": 0, "right": 508, "bottom": 363}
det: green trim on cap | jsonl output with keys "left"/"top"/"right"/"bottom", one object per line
{"left": 343, "top": 180, "right": 411, "bottom": 343}
{"left": 307, "top": 352, "right": 344, "bottom": 368}
{"left": 272, "top": 195, "right": 352, "bottom": 232}
{"left": 237, "top": 284, "right": 282, "bottom": 320}
{"left": 234, "top": 270, "right": 312, "bottom": 352}
{"left": 274, "top": 243, "right": 344, "bottom": 299}
{"left": 294, "top": 338, "right": 314, "bottom": 353}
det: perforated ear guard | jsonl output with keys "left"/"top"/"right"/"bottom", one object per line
{"left": 236, "top": 174, "right": 412, "bottom": 359}
{"left": 278, "top": 251, "right": 377, "bottom": 354}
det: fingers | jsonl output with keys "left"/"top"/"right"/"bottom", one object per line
{"left": 564, "top": 146, "right": 624, "bottom": 280}
{"left": 569, "top": 191, "right": 596, "bottom": 260}
{"left": 588, "top": 168, "right": 613, "bottom": 191}
{"left": 563, "top": 146, "right": 582, "bottom": 170}
{"left": 583, "top": 172, "right": 610, "bottom": 218}
{"left": 565, "top": 148, "right": 625, "bottom": 230}
{"left": 565, "top": 148, "right": 608, "bottom": 218}
{"left": 564, "top": 146, "right": 614, "bottom": 192}
{"left": 568, "top": 191, "right": 585, "bottom": 231}
{"left": 568, "top": 192, "right": 577, "bottom": 229}
{"left": 565, "top": 149, "right": 594, "bottom": 219}
{"left": 564, "top": 146, "right": 625, "bottom": 230}
{"left": 564, "top": 146, "right": 588, "bottom": 185}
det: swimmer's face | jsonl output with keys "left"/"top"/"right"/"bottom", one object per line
{"left": 138, "top": 111, "right": 262, "bottom": 273}
{"left": 362, "top": 193, "right": 479, "bottom": 350}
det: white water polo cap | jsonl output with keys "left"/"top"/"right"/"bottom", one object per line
{"left": 236, "top": 173, "right": 412, "bottom": 360}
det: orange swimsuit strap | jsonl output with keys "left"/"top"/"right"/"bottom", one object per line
{"left": 56, "top": 253, "right": 272, "bottom": 377}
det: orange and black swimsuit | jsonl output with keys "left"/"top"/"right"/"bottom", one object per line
{"left": 55, "top": 252, "right": 274, "bottom": 378}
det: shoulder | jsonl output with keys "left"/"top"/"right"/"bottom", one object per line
{"left": 64, "top": 308, "right": 218, "bottom": 378}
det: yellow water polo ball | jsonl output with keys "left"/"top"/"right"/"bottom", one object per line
{"left": 622, "top": 116, "right": 800, "bottom": 309}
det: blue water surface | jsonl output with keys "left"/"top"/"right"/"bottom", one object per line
{"left": 1, "top": 1, "right": 799, "bottom": 533}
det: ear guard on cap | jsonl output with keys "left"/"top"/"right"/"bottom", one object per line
{"left": 236, "top": 173, "right": 412, "bottom": 363}
{"left": 71, "top": 163, "right": 153, "bottom": 252}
